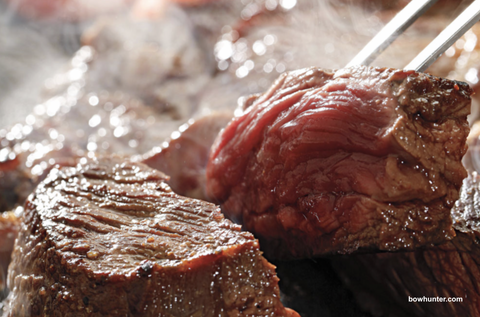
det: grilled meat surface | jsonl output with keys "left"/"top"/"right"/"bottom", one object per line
{"left": 4, "top": 156, "right": 297, "bottom": 317}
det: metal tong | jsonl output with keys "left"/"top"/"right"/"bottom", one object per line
{"left": 346, "top": 0, "right": 480, "bottom": 72}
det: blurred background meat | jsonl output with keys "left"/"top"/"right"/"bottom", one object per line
{"left": 141, "top": 112, "right": 232, "bottom": 201}
{"left": 80, "top": 4, "right": 213, "bottom": 116}
{"left": 0, "top": 210, "right": 20, "bottom": 300}
{"left": 2, "top": 0, "right": 135, "bottom": 21}
{"left": 3, "top": 0, "right": 479, "bottom": 129}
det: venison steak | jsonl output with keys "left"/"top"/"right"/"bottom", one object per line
{"left": 5, "top": 156, "right": 297, "bottom": 317}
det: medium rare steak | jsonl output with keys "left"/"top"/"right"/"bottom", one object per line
{"left": 333, "top": 172, "right": 480, "bottom": 317}
{"left": 206, "top": 65, "right": 472, "bottom": 259}
{"left": 4, "top": 156, "right": 297, "bottom": 317}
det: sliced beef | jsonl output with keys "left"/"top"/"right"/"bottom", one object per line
{"left": 142, "top": 112, "right": 232, "bottom": 201}
{"left": 4, "top": 156, "right": 298, "bottom": 317}
{"left": 206, "top": 66, "right": 472, "bottom": 259}
{"left": 333, "top": 172, "right": 480, "bottom": 317}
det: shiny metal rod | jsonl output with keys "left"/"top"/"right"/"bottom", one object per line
{"left": 405, "top": 0, "right": 480, "bottom": 72}
{"left": 346, "top": 0, "right": 438, "bottom": 68}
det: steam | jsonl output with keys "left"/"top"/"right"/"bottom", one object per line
{"left": 0, "top": 0, "right": 136, "bottom": 131}
{"left": 0, "top": 1, "right": 77, "bottom": 130}
{"left": 196, "top": 0, "right": 388, "bottom": 115}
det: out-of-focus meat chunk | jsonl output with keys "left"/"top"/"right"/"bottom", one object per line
{"left": 142, "top": 112, "right": 232, "bottom": 201}
{"left": 4, "top": 156, "right": 298, "bottom": 317}
{"left": 333, "top": 172, "right": 480, "bottom": 317}
{"left": 463, "top": 119, "right": 480, "bottom": 173}
{"left": 206, "top": 66, "right": 471, "bottom": 259}
{"left": 81, "top": 4, "right": 213, "bottom": 116}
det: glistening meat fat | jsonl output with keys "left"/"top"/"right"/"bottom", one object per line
{"left": 206, "top": 66, "right": 472, "bottom": 259}
{"left": 5, "top": 156, "right": 298, "bottom": 317}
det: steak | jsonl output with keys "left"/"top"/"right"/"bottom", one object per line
{"left": 333, "top": 171, "right": 480, "bottom": 317}
{"left": 4, "top": 156, "right": 298, "bottom": 317}
{"left": 206, "top": 66, "right": 472, "bottom": 259}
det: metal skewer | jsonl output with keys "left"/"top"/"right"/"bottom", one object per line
{"left": 346, "top": 0, "right": 438, "bottom": 68}
{"left": 405, "top": 0, "right": 480, "bottom": 71}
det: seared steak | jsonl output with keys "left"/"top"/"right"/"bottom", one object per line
{"left": 206, "top": 66, "right": 471, "bottom": 259}
{"left": 333, "top": 172, "right": 480, "bottom": 317}
{"left": 4, "top": 156, "right": 297, "bottom": 317}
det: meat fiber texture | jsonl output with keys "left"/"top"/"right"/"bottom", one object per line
{"left": 4, "top": 156, "right": 298, "bottom": 317}
{"left": 206, "top": 65, "right": 472, "bottom": 259}
{"left": 332, "top": 172, "right": 480, "bottom": 317}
